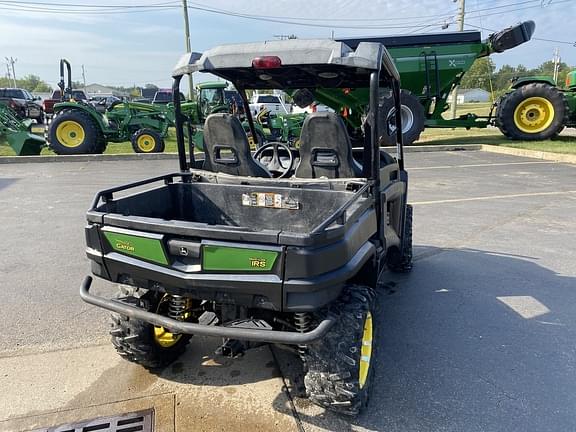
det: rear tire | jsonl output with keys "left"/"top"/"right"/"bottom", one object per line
{"left": 496, "top": 83, "right": 568, "bottom": 140}
{"left": 388, "top": 204, "right": 413, "bottom": 273}
{"left": 131, "top": 129, "right": 165, "bottom": 153}
{"left": 110, "top": 289, "right": 191, "bottom": 369}
{"left": 48, "top": 110, "right": 101, "bottom": 155}
{"left": 379, "top": 90, "right": 425, "bottom": 146}
{"left": 303, "top": 285, "right": 377, "bottom": 416}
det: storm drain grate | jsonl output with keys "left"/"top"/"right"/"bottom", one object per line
{"left": 32, "top": 409, "right": 154, "bottom": 432}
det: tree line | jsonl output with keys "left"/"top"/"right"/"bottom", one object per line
{"left": 460, "top": 58, "right": 575, "bottom": 99}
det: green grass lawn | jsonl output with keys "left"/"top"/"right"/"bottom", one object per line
{"left": 2, "top": 104, "right": 575, "bottom": 156}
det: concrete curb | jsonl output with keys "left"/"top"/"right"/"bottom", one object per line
{"left": 0, "top": 144, "right": 482, "bottom": 164}
{"left": 481, "top": 145, "right": 576, "bottom": 164}
{"left": 0, "top": 152, "right": 181, "bottom": 164}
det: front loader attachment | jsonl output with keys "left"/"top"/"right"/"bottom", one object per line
{"left": 6, "top": 131, "right": 45, "bottom": 155}
{"left": 0, "top": 104, "right": 45, "bottom": 156}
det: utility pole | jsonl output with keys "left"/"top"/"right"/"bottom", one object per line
{"left": 5, "top": 56, "right": 17, "bottom": 87}
{"left": 82, "top": 64, "right": 87, "bottom": 90}
{"left": 182, "top": 0, "right": 194, "bottom": 100}
{"left": 450, "top": 0, "right": 465, "bottom": 119}
{"left": 552, "top": 48, "right": 561, "bottom": 84}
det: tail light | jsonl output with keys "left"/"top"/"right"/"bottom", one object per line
{"left": 252, "top": 56, "right": 282, "bottom": 69}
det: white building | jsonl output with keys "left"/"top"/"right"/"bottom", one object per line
{"left": 84, "top": 83, "right": 129, "bottom": 99}
{"left": 455, "top": 88, "right": 491, "bottom": 104}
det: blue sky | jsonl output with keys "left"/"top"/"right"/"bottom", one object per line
{"left": 0, "top": 0, "right": 574, "bottom": 92}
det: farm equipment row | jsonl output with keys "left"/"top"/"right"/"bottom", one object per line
{"left": 3, "top": 21, "right": 574, "bottom": 157}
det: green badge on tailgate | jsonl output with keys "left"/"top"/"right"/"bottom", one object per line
{"left": 203, "top": 245, "right": 278, "bottom": 271}
{"left": 103, "top": 231, "right": 168, "bottom": 265}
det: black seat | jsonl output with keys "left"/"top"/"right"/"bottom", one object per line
{"left": 203, "top": 113, "right": 271, "bottom": 178}
{"left": 295, "top": 112, "right": 363, "bottom": 179}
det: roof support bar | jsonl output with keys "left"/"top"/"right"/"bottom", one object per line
{"left": 172, "top": 75, "right": 188, "bottom": 172}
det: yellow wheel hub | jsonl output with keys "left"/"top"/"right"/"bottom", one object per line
{"left": 359, "top": 311, "right": 373, "bottom": 389}
{"left": 137, "top": 134, "right": 156, "bottom": 152}
{"left": 153, "top": 294, "right": 187, "bottom": 348}
{"left": 513, "top": 97, "right": 555, "bottom": 134}
{"left": 153, "top": 326, "right": 182, "bottom": 348}
{"left": 56, "top": 120, "right": 85, "bottom": 148}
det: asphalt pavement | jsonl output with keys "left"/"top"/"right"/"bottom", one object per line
{"left": 1, "top": 150, "right": 575, "bottom": 431}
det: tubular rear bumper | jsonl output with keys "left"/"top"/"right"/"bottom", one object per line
{"left": 80, "top": 276, "right": 335, "bottom": 344}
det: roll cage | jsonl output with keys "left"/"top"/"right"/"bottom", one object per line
{"left": 170, "top": 39, "right": 404, "bottom": 182}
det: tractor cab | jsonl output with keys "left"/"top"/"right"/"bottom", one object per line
{"left": 196, "top": 82, "right": 229, "bottom": 121}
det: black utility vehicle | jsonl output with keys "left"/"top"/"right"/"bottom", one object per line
{"left": 80, "top": 39, "right": 412, "bottom": 415}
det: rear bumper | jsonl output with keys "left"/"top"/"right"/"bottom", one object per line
{"left": 80, "top": 276, "right": 335, "bottom": 344}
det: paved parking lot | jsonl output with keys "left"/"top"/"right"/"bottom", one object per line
{"left": 1, "top": 150, "right": 575, "bottom": 431}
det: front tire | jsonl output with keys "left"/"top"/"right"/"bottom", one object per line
{"left": 496, "top": 83, "right": 568, "bottom": 141}
{"left": 110, "top": 290, "right": 192, "bottom": 369}
{"left": 303, "top": 285, "right": 377, "bottom": 416}
{"left": 131, "top": 128, "right": 165, "bottom": 153}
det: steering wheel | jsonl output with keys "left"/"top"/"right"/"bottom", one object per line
{"left": 253, "top": 142, "right": 295, "bottom": 178}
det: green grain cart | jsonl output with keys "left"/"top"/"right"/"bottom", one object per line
{"left": 298, "top": 21, "right": 536, "bottom": 145}
{"left": 496, "top": 70, "right": 576, "bottom": 140}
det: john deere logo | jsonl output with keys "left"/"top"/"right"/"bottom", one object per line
{"left": 249, "top": 257, "right": 267, "bottom": 268}
{"left": 115, "top": 240, "right": 135, "bottom": 252}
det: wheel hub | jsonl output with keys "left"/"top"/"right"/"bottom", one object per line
{"left": 56, "top": 120, "right": 85, "bottom": 148}
{"left": 388, "top": 105, "right": 415, "bottom": 134}
{"left": 137, "top": 134, "right": 155, "bottom": 152}
{"left": 513, "top": 96, "right": 555, "bottom": 134}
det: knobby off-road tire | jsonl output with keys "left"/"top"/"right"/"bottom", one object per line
{"left": 379, "top": 90, "right": 425, "bottom": 146}
{"left": 110, "top": 288, "right": 191, "bottom": 369}
{"left": 303, "top": 285, "right": 377, "bottom": 416}
{"left": 48, "top": 110, "right": 103, "bottom": 155}
{"left": 131, "top": 128, "right": 165, "bottom": 153}
{"left": 496, "top": 83, "right": 568, "bottom": 141}
{"left": 388, "top": 204, "right": 413, "bottom": 273}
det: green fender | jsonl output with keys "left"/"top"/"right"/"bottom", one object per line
{"left": 53, "top": 102, "right": 109, "bottom": 131}
{"left": 511, "top": 75, "right": 556, "bottom": 89}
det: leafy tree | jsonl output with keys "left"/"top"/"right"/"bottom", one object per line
{"left": 145, "top": 83, "right": 158, "bottom": 89}
{"left": 460, "top": 58, "right": 495, "bottom": 91}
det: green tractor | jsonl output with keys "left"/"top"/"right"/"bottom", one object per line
{"left": 48, "top": 60, "right": 177, "bottom": 155}
{"left": 495, "top": 70, "right": 576, "bottom": 140}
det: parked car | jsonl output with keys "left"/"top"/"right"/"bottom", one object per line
{"left": 249, "top": 93, "right": 292, "bottom": 115}
{"left": 152, "top": 89, "right": 185, "bottom": 105}
{"left": 0, "top": 88, "right": 44, "bottom": 123}
{"left": 43, "top": 88, "right": 88, "bottom": 117}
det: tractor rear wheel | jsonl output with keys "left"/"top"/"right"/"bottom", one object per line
{"left": 303, "top": 285, "right": 377, "bottom": 416}
{"left": 379, "top": 90, "right": 425, "bottom": 146}
{"left": 496, "top": 83, "right": 568, "bottom": 140}
{"left": 110, "top": 289, "right": 192, "bottom": 369}
{"left": 48, "top": 110, "right": 102, "bottom": 155}
{"left": 131, "top": 129, "right": 165, "bottom": 153}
